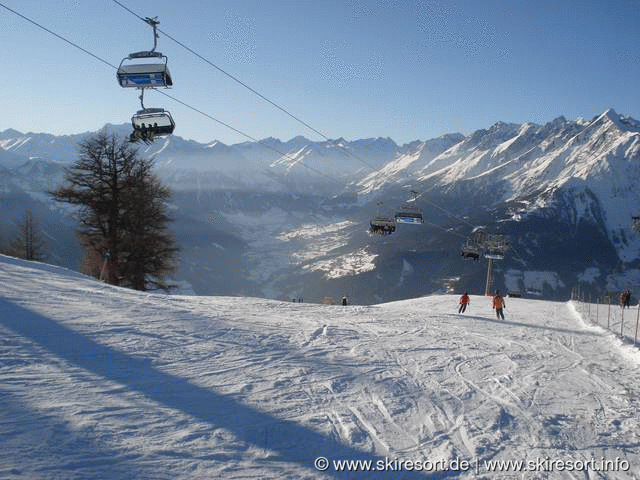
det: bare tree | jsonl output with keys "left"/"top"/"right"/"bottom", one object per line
{"left": 52, "top": 133, "right": 177, "bottom": 290}
{"left": 8, "top": 210, "right": 46, "bottom": 261}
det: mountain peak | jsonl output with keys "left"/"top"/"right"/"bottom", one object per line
{"left": 0, "top": 128, "right": 24, "bottom": 138}
{"left": 593, "top": 107, "right": 640, "bottom": 133}
{"left": 600, "top": 107, "right": 620, "bottom": 125}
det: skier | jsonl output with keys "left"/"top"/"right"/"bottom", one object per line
{"left": 342, "top": 296, "right": 348, "bottom": 306}
{"left": 620, "top": 289, "right": 631, "bottom": 309}
{"left": 458, "top": 291, "right": 470, "bottom": 313}
{"left": 493, "top": 290, "right": 506, "bottom": 320}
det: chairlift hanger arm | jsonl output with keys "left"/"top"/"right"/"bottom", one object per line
{"left": 125, "top": 17, "right": 163, "bottom": 58}
{"left": 145, "top": 16, "right": 160, "bottom": 52}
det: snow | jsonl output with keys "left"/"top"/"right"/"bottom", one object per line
{"left": 504, "top": 269, "right": 566, "bottom": 295}
{"left": 303, "top": 247, "right": 377, "bottom": 279}
{"left": 278, "top": 220, "right": 379, "bottom": 280}
{"left": 279, "top": 221, "right": 354, "bottom": 266}
{"left": 578, "top": 267, "right": 601, "bottom": 284}
{"left": 1, "top": 255, "right": 640, "bottom": 479}
{"left": 358, "top": 148, "right": 423, "bottom": 193}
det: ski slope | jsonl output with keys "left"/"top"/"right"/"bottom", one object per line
{"left": 0, "top": 255, "right": 639, "bottom": 479}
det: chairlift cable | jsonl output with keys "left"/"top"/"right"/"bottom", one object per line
{"left": 155, "top": 90, "right": 344, "bottom": 184}
{"left": 110, "top": 0, "right": 392, "bottom": 178}
{"left": 110, "top": 0, "right": 524, "bottom": 230}
{"left": 423, "top": 221, "right": 468, "bottom": 239}
{"left": 0, "top": 2, "right": 343, "bottom": 186}
{"left": 0, "top": 2, "right": 117, "bottom": 70}
{"left": 111, "top": 0, "right": 331, "bottom": 142}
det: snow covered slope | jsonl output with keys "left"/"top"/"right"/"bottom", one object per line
{"left": 1, "top": 255, "right": 639, "bottom": 479}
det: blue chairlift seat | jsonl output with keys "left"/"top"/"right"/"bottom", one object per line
{"left": 395, "top": 212, "right": 424, "bottom": 224}
{"left": 395, "top": 203, "right": 424, "bottom": 224}
{"left": 117, "top": 52, "right": 172, "bottom": 88}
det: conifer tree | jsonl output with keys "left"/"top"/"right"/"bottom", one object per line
{"left": 52, "top": 133, "right": 177, "bottom": 290}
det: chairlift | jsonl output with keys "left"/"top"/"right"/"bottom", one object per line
{"left": 130, "top": 108, "right": 175, "bottom": 143}
{"left": 369, "top": 201, "right": 396, "bottom": 235}
{"left": 483, "top": 233, "right": 508, "bottom": 260}
{"left": 132, "top": 108, "right": 175, "bottom": 134}
{"left": 395, "top": 208, "right": 424, "bottom": 224}
{"left": 369, "top": 216, "right": 396, "bottom": 235}
{"left": 484, "top": 250, "right": 505, "bottom": 260}
{"left": 394, "top": 190, "right": 423, "bottom": 224}
{"left": 460, "top": 241, "right": 481, "bottom": 261}
{"left": 117, "top": 17, "right": 173, "bottom": 88}
{"left": 128, "top": 88, "right": 175, "bottom": 143}
{"left": 117, "top": 54, "right": 173, "bottom": 88}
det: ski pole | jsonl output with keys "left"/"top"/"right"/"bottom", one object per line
{"left": 635, "top": 303, "right": 639, "bottom": 346}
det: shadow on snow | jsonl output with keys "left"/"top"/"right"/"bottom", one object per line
{"left": 0, "top": 299, "right": 457, "bottom": 479}
{"left": 0, "top": 389, "right": 155, "bottom": 480}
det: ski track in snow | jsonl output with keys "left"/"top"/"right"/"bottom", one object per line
{"left": 1, "top": 256, "right": 640, "bottom": 479}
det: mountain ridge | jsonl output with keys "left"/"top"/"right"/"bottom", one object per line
{"left": 2, "top": 108, "right": 639, "bottom": 302}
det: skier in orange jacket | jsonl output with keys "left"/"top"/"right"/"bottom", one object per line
{"left": 493, "top": 290, "right": 506, "bottom": 320}
{"left": 458, "top": 292, "right": 470, "bottom": 313}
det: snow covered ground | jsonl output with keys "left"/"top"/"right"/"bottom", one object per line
{"left": 1, "top": 255, "right": 639, "bottom": 479}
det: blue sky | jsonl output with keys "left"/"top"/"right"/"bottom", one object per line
{"left": 1, "top": 0, "right": 639, "bottom": 145}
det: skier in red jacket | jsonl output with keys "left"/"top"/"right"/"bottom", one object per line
{"left": 458, "top": 292, "right": 470, "bottom": 314}
{"left": 493, "top": 291, "right": 506, "bottom": 320}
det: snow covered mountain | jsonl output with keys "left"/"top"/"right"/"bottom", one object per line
{"left": 1, "top": 109, "right": 639, "bottom": 302}
{"left": 1, "top": 255, "right": 640, "bottom": 479}
{"left": 345, "top": 109, "right": 640, "bottom": 302}
{"left": 416, "top": 109, "right": 640, "bottom": 259}
{"left": 363, "top": 109, "right": 640, "bottom": 257}
{"left": 0, "top": 126, "right": 408, "bottom": 189}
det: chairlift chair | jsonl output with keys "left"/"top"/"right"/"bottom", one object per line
{"left": 131, "top": 108, "right": 175, "bottom": 135}
{"left": 117, "top": 17, "right": 173, "bottom": 88}
{"left": 394, "top": 189, "right": 423, "bottom": 224}
{"left": 483, "top": 234, "right": 508, "bottom": 260}
{"left": 369, "top": 201, "right": 396, "bottom": 235}
{"left": 117, "top": 52, "right": 173, "bottom": 88}
{"left": 460, "top": 241, "right": 481, "bottom": 261}
{"left": 394, "top": 206, "right": 424, "bottom": 224}
{"left": 369, "top": 216, "right": 396, "bottom": 235}
{"left": 394, "top": 200, "right": 424, "bottom": 224}
{"left": 129, "top": 108, "right": 175, "bottom": 143}
{"left": 484, "top": 250, "right": 505, "bottom": 260}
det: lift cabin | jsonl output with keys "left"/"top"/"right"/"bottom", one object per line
{"left": 369, "top": 216, "right": 396, "bottom": 235}
{"left": 117, "top": 52, "right": 172, "bottom": 88}
{"left": 130, "top": 108, "right": 175, "bottom": 143}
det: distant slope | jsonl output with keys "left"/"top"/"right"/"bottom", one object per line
{"left": 1, "top": 255, "right": 639, "bottom": 479}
